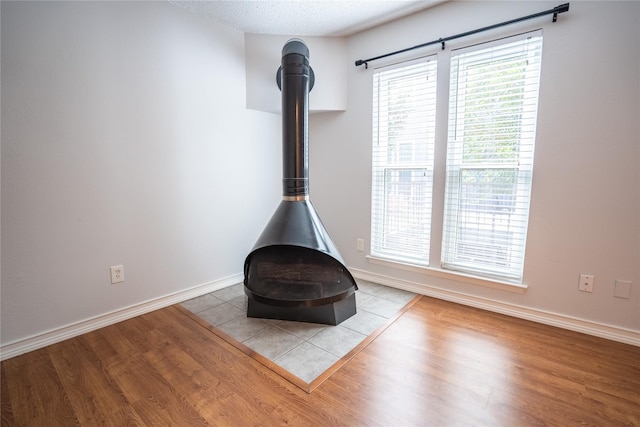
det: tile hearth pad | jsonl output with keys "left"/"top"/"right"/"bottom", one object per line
{"left": 179, "top": 280, "right": 418, "bottom": 391}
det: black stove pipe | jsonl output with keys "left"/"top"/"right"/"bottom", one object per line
{"left": 278, "top": 39, "right": 315, "bottom": 200}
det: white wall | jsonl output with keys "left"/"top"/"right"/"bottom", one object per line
{"left": 310, "top": 1, "right": 640, "bottom": 335}
{"left": 1, "top": 1, "right": 281, "bottom": 347}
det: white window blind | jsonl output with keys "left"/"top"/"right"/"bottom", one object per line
{"left": 371, "top": 57, "right": 437, "bottom": 266}
{"left": 442, "top": 31, "right": 543, "bottom": 280}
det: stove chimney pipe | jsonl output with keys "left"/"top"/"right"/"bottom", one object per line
{"left": 277, "top": 39, "right": 315, "bottom": 200}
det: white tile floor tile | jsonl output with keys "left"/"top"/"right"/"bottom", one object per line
{"left": 267, "top": 318, "right": 329, "bottom": 341}
{"left": 212, "top": 283, "right": 245, "bottom": 302}
{"left": 217, "top": 316, "right": 271, "bottom": 342}
{"left": 339, "top": 309, "right": 387, "bottom": 336}
{"left": 227, "top": 295, "right": 248, "bottom": 310}
{"left": 376, "top": 286, "right": 418, "bottom": 304}
{"left": 307, "top": 326, "right": 366, "bottom": 358}
{"left": 275, "top": 342, "right": 339, "bottom": 383}
{"left": 198, "top": 303, "right": 244, "bottom": 326}
{"left": 180, "top": 294, "right": 225, "bottom": 313}
{"left": 355, "top": 280, "right": 387, "bottom": 295}
{"left": 242, "top": 326, "right": 305, "bottom": 360}
{"left": 359, "top": 294, "right": 407, "bottom": 318}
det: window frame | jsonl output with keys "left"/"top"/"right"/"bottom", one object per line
{"left": 370, "top": 56, "right": 438, "bottom": 267}
{"left": 369, "top": 30, "right": 544, "bottom": 284}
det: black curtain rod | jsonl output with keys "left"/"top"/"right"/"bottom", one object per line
{"left": 355, "top": 3, "right": 570, "bottom": 68}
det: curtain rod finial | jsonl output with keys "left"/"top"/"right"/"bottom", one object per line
{"left": 553, "top": 3, "right": 570, "bottom": 21}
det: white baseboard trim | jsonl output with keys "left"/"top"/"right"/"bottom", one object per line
{"left": 350, "top": 267, "right": 640, "bottom": 347}
{"left": 0, "top": 274, "right": 244, "bottom": 361}
{"left": 4, "top": 269, "right": 637, "bottom": 361}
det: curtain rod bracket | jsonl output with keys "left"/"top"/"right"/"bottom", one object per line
{"left": 439, "top": 38, "right": 445, "bottom": 50}
{"left": 553, "top": 3, "right": 570, "bottom": 22}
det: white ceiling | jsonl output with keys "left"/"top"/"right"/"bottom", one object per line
{"left": 171, "top": 1, "right": 444, "bottom": 37}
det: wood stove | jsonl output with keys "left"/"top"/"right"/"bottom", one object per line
{"left": 243, "top": 39, "right": 357, "bottom": 325}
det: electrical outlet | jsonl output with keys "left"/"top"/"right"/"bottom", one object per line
{"left": 578, "top": 274, "right": 594, "bottom": 293}
{"left": 110, "top": 265, "right": 124, "bottom": 284}
{"left": 356, "top": 238, "right": 364, "bottom": 252}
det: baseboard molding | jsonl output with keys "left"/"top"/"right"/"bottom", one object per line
{"left": 4, "top": 269, "right": 637, "bottom": 361}
{"left": 350, "top": 267, "right": 640, "bottom": 347}
{"left": 0, "top": 274, "right": 244, "bottom": 361}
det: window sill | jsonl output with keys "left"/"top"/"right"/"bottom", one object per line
{"left": 366, "top": 255, "right": 528, "bottom": 294}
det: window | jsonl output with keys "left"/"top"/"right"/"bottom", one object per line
{"left": 370, "top": 32, "right": 543, "bottom": 282}
{"left": 442, "top": 32, "right": 543, "bottom": 280}
{"left": 371, "top": 57, "right": 437, "bottom": 266}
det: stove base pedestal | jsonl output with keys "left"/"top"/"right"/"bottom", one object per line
{"left": 246, "top": 293, "right": 356, "bottom": 326}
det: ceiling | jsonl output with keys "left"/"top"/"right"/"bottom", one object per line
{"left": 171, "top": 1, "right": 444, "bottom": 37}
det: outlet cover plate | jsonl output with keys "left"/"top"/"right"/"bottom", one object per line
{"left": 578, "top": 274, "right": 594, "bottom": 292}
{"left": 110, "top": 265, "right": 124, "bottom": 284}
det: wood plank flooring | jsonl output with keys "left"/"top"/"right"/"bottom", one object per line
{"left": 2, "top": 295, "right": 639, "bottom": 426}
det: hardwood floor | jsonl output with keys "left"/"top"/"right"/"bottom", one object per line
{"left": 2, "top": 295, "right": 639, "bottom": 426}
